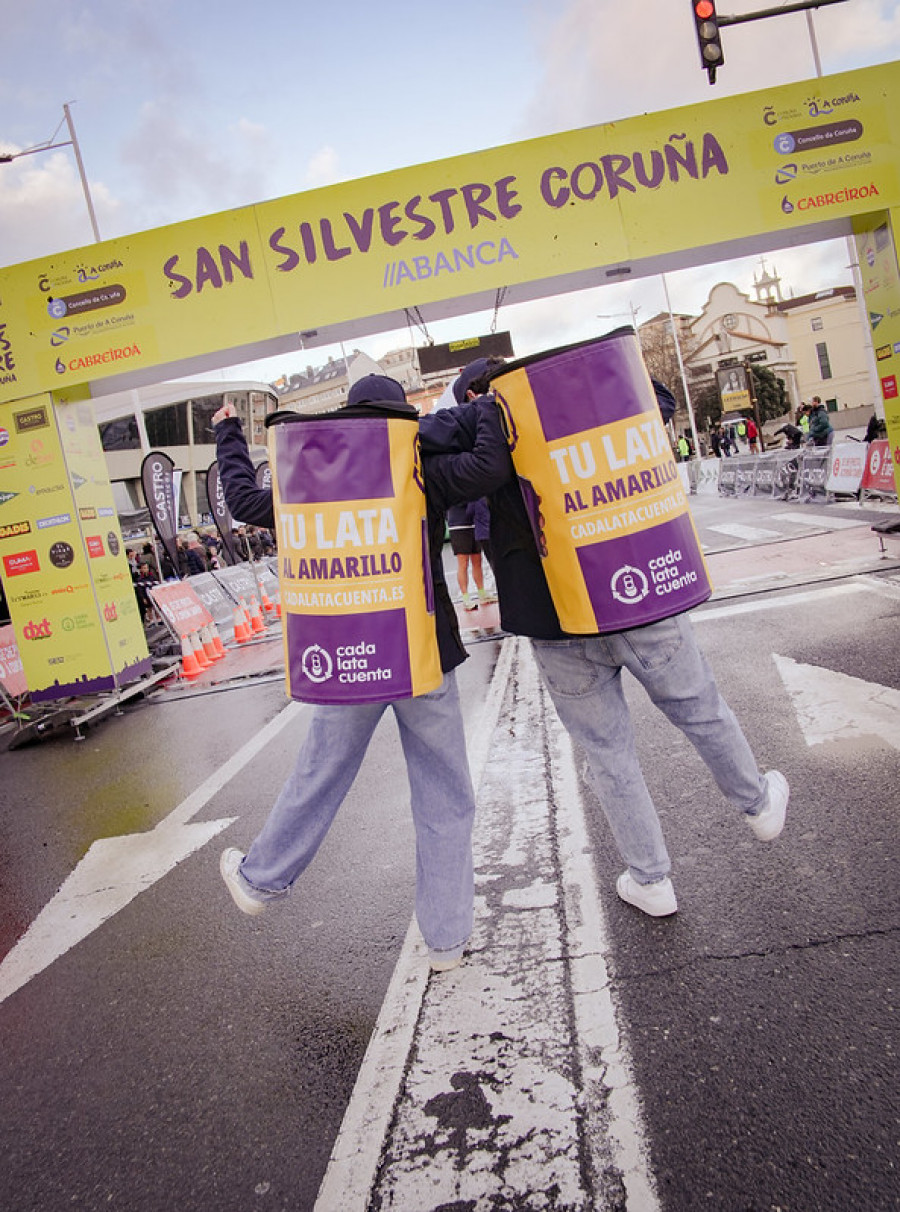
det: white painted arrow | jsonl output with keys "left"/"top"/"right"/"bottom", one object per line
{"left": 773, "top": 654, "right": 900, "bottom": 751}
{"left": 0, "top": 700, "right": 303, "bottom": 1006}
{"left": 0, "top": 816, "right": 234, "bottom": 1005}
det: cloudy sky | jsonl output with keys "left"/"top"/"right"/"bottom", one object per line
{"left": 2, "top": 0, "right": 898, "bottom": 381}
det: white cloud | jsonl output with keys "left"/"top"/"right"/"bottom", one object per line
{"left": 0, "top": 152, "right": 117, "bottom": 263}
{"left": 304, "top": 146, "right": 341, "bottom": 189}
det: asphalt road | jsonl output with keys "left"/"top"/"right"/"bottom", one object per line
{"left": 0, "top": 491, "right": 898, "bottom": 1211}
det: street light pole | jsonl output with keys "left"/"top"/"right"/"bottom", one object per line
{"left": 63, "top": 103, "right": 101, "bottom": 243}
{"left": 0, "top": 102, "right": 101, "bottom": 243}
{"left": 661, "top": 272, "right": 701, "bottom": 456}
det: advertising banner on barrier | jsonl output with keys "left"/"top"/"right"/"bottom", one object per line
{"left": 1, "top": 62, "right": 898, "bottom": 406}
{"left": 0, "top": 623, "right": 28, "bottom": 701}
{"left": 148, "top": 580, "right": 213, "bottom": 640}
{"left": 490, "top": 330, "right": 711, "bottom": 634}
{"left": 0, "top": 394, "right": 150, "bottom": 700}
{"left": 854, "top": 209, "right": 900, "bottom": 497}
{"left": 751, "top": 455, "right": 778, "bottom": 498}
{"left": 717, "top": 460, "right": 737, "bottom": 496}
{"left": 798, "top": 449, "right": 830, "bottom": 501}
{"left": 772, "top": 450, "right": 803, "bottom": 500}
{"left": 694, "top": 458, "right": 721, "bottom": 496}
{"left": 733, "top": 456, "right": 758, "bottom": 496}
{"left": 861, "top": 439, "right": 898, "bottom": 497}
{"left": 827, "top": 441, "right": 867, "bottom": 496}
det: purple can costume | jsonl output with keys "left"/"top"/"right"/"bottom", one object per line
{"left": 490, "top": 329, "right": 712, "bottom": 633}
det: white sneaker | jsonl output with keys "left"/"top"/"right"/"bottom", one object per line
{"left": 616, "top": 871, "right": 678, "bottom": 917}
{"left": 219, "top": 848, "right": 266, "bottom": 916}
{"left": 428, "top": 946, "right": 465, "bottom": 972}
{"left": 747, "top": 771, "right": 789, "bottom": 841}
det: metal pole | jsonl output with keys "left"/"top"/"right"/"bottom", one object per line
{"left": 63, "top": 103, "right": 101, "bottom": 243}
{"left": 805, "top": 12, "right": 823, "bottom": 75}
{"left": 661, "top": 273, "right": 701, "bottom": 456}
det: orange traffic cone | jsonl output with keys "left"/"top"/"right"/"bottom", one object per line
{"left": 200, "top": 624, "right": 221, "bottom": 663}
{"left": 233, "top": 604, "right": 251, "bottom": 644}
{"left": 209, "top": 621, "right": 227, "bottom": 660}
{"left": 274, "top": 592, "right": 282, "bottom": 619}
{"left": 192, "top": 630, "right": 212, "bottom": 670}
{"left": 249, "top": 594, "right": 265, "bottom": 635}
{"left": 261, "top": 586, "right": 276, "bottom": 615}
{"left": 180, "top": 632, "right": 202, "bottom": 679}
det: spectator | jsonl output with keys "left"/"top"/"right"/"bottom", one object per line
{"left": 746, "top": 417, "right": 759, "bottom": 453}
{"left": 807, "top": 397, "right": 834, "bottom": 447}
{"left": 865, "top": 414, "right": 884, "bottom": 443}
{"left": 447, "top": 501, "right": 485, "bottom": 610}
{"left": 774, "top": 423, "right": 803, "bottom": 450}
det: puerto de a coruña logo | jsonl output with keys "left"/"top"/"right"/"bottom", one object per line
{"left": 610, "top": 565, "right": 649, "bottom": 606}
{"left": 301, "top": 643, "right": 334, "bottom": 683}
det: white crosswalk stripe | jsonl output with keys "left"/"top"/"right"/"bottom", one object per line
{"left": 708, "top": 522, "right": 782, "bottom": 541}
{"left": 770, "top": 511, "right": 866, "bottom": 529}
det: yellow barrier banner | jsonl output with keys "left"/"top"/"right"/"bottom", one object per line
{"left": 0, "top": 393, "right": 150, "bottom": 699}
{"left": 854, "top": 206, "right": 900, "bottom": 496}
{"left": 1, "top": 62, "right": 898, "bottom": 405}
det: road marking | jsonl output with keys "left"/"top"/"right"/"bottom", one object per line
{"left": 694, "top": 582, "right": 865, "bottom": 621}
{"left": 0, "top": 701, "right": 304, "bottom": 1006}
{"left": 318, "top": 639, "right": 659, "bottom": 1210}
{"left": 774, "top": 654, "right": 900, "bottom": 751}
{"left": 707, "top": 522, "right": 782, "bottom": 541}
{"left": 770, "top": 511, "right": 867, "bottom": 529}
{"left": 315, "top": 639, "right": 516, "bottom": 1211}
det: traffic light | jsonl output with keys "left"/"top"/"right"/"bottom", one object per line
{"left": 692, "top": 0, "right": 724, "bottom": 84}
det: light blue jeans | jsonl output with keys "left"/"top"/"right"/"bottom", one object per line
{"left": 237, "top": 671, "right": 475, "bottom": 954}
{"left": 531, "top": 614, "right": 768, "bottom": 885}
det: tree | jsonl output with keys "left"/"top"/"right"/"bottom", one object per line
{"left": 749, "top": 364, "right": 787, "bottom": 423}
{"left": 691, "top": 381, "right": 723, "bottom": 430}
{"left": 637, "top": 314, "right": 698, "bottom": 429}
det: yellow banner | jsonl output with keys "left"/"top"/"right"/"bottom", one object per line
{"left": 0, "top": 392, "right": 149, "bottom": 698}
{"left": 277, "top": 496, "right": 408, "bottom": 616}
{"left": 1, "top": 62, "right": 899, "bottom": 404}
{"left": 854, "top": 206, "right": 900, "bottom": 496}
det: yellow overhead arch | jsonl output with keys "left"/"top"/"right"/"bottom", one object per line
{"left": 1, "top": 61, "right": 898, "bottom": 403}
{"left": 1, "top": 61, "right": 898, "bottom": 702}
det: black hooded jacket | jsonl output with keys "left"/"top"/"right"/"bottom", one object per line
{"left": 214, "top": 398, "right": 509, "bottom": 674}
{"left": 419, "top": 379, "right": 678, "bottom": 641}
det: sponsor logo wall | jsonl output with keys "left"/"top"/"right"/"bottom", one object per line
{"left": 0, "top": 394, "right": 151, "bottom": 700}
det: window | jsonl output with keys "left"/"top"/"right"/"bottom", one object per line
{"left": 191, "top": 395, "right": 224, "bottom": 445}
{"left": 145, "top": 402, "right": 189, "bottom": 446}
{"left": 815, "top": 342, "right": 832, "bottom": 380}
{"left": 811, "top": 317, "right": 823, "bottom": 331}
{"left": 98, "top": 415, "right": 141, "bottom": 451}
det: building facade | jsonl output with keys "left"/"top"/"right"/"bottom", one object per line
{"left": 95, "top": 380, "right": 278, "bottom": 530}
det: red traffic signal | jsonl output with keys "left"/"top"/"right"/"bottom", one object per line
{"left": 692, "top": 0, "right": 724, "bottom": 83}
